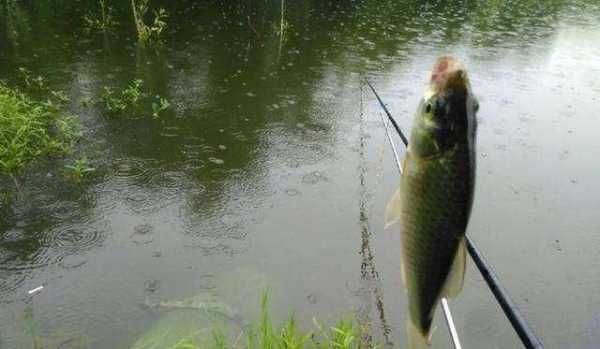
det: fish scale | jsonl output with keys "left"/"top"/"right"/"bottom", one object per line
{"left": 401, "top": 144, "right": 473, "bottom": 333}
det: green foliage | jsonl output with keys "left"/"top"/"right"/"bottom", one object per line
{"left": 207, "top": 294, "right": 370, "bottom": 349}
{"left": 128, "top": 292, "right": 372, "bottom": 349}
{"left": 131, "top": 0, "right": 168, "bottom": 45}
{"left": 122, "top": 79, "right": 144, "bottom": 105}
{"left": 100, "top": 79, "right": 144, "bottom": 113}
{"left": 50, "top": 89, "right": 70, "bottom": 104}
{"left": 0, "top": 83, "right": 80, "bottom": 181}
{"left": 152, "top": 95, "right": 170, "bottom": 118}
{"left": 18, "top": 67, "right": 47, "bottom": 91}
{"left": 100, "top": 87, "right": 125, "bottom": 112}
{"left": 64, "top": 156, "right": 95, "bottom": 182}
{"left": 83, "top": 0, "right": 118, "bottom": 32}
{"left": 100, "top": 80, "right": 170, "bottom": 118}
{"left": 80, "top": 96, "right": 94, "bottom": 108}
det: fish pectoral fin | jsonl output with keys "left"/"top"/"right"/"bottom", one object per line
{"left": 384, "top": 184, "right": 402, "bottom": 229}
{"left": 441, "top": 237, "right": 467, "bottom": 298}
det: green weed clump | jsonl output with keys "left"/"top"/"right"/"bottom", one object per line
{"left": 100, "top": 79, "right": 143, "bottom": 113}
{"left": 100, "top": 79, "right": 170, "bottom": 118}
{"left": 131, "top": 0, "right": 168, "bottom": 45}
{"left": 204, "top": 294, "right": 372, "bottom": 349}
{"left": 64, "top": 156, "right": 95, "bottom": 182}
{"left": 83, "top": 0, "right": 118, "bottom": 32}
{"left": 152, "top": 95, "right": 170, "bottom": 117}
{"left": 18, "top": 67, "right": 48, "bottom": 91}
{"left": 0, "top": 84, "right": 80, "bottom": 184}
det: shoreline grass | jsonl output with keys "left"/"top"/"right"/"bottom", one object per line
{"left": 142, "top": 293, "right": 375, "bottom": 349}
{"left": 0, "top": 83, "right": 80, "bottom": 186}
{"left": 213, "top": 295, "right": 373, "bottom": 349}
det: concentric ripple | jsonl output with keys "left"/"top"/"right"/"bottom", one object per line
{"left": 148, "top": 170, "right": 188, "bottom": 201}
{"left": 111, "top": 157, "right": 151, "bottom": 180}
{"left": 149, "top": 170, "right": 183, "bottom": 190}
{"left": 42, "top": 223, "right": 106, "bottom": 263}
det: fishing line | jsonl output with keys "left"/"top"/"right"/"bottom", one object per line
{"left": 356, "top": 83, "right": 395, "bottom": 347}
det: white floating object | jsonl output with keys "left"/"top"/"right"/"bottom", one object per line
{"left": 28, "top": 286, "right": 44, "bottom": 295}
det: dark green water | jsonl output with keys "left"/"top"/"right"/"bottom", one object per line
{"left": 1, "top": 0, "right": 600, "bottom": 348}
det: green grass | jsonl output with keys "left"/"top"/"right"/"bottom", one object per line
{"left": 64, "top": 156, "right": 95, "bottom": 182}
{"left": 203, "top": 294, "right": 372, "bottom": 349}
{"left": 100, "top": 79, "right": 143, "bottom": 113}
{"left": 0, "top": 83, "right": 80, "bottom": 185}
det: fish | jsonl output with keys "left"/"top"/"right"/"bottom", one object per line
{"left": 385, "top": 56, "right": 479, "bottom": 348}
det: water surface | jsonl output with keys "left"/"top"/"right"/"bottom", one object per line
{"left": 1, "top": 1, "right": 600, "bottom": 348}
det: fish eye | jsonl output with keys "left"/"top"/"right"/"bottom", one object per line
{"left": 425, "top": 103, "right": 432, "bottom": 113}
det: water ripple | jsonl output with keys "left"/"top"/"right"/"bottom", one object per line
{"left": 111, "top": 157, "right": 151, "bottom": 180}
{"left": 149, "top": 171, "right": 184, "bottom": 191}
{"left": 0, "top": 270, "right": 27, "bottom": 303}
{"left": 41, "top": 223, "right": 106, "bottom": 263}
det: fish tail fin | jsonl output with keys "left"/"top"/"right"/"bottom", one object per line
{"left": 384, "top": 185, "right": 402, "bottom": 229}
{"left": 441, "top": 237, "right": 467, "bottom": 298}
{"left": 407, "top": 320, "right": 432, "bottom": 349}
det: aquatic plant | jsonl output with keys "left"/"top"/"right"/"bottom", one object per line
{"left": 276, "top": 0, "right": 289, "bottom": 61}
{"left": 18, "top": 67, "right": 47, "bottom": 91}
{"left": 278, "top": 0, "right": 289, "bottom": 39}
{"left": 152, "top": 95, "right": 170, "bottom": 118}
{"left": 83, "top": 0, "right": 118, "bottom": 32}
{"left": 100, "top": 80, "right": 170, "bottom": 118}
{"left": 80, "top": 96, "right": 94, "bottom": 108}
{"left": 122, "top": 79, "right": 144, "bottom": 105}
{"left": 131, "top": 0, "right": 168, "bottom": 45}
{"left": 101, "top": 87, "right": 126, "bottom": 112}
{"left": 64, "top": 156, "right": 95, "bottom": 182}
{"left": 50, "top": 90, "right": 70, "bottom": 104}
{"left": 100, "top": 79, "right": 144, "bottom": 113}
{"left": 0, "top": 84, "right": 80, "bottom": 187}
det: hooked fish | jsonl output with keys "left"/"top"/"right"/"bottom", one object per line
{"left": 385, "top": 56, "right": 478, "bottom": 348}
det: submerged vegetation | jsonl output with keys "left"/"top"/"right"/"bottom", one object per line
{"left": 0, "top": 84, "right": 80, "bottom": 186}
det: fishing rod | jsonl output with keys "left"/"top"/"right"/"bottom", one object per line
{"left": 366, "top": 79, "right": 544, "bottom": 349}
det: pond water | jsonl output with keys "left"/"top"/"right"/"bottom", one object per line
{"left": 1, "top": 0, "right": 600, "bottom": 348}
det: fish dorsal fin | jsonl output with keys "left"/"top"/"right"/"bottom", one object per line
{"left": 441, "top": 237, "right": 467, "bottom": 298}
{"left": 384, "top": 184, "right": 402, "bottom": 229}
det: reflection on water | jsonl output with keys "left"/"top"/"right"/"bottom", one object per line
{"left": 1, "top": 0, "right": 600, "bottom": 348}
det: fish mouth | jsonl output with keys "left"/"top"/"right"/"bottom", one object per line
{"left": 429, "top": 56, "right": 469, "bottom": 95}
